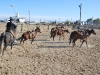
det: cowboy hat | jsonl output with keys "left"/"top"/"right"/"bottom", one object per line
{"left": 8, "top": 17, "right": 14, "bottom": 21}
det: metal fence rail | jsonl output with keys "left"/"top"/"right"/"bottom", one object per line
{"left": 82, "top": 24, "right": 100, "bottom": 29}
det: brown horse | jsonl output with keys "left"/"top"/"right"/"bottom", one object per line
{"left": 50, "top": 27, "right": 70, "bottom": 41}
{"left": 69, "top": 29, "right": 96, "bottom": 48}
{"left": 19, "top": 27, "right": 41, "bottom": 44}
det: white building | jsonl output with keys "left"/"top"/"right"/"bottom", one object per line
{"left": 87, "top": 20, "right": 93, "bottom": 25}
{"left": 14, "top": 13, "right": 26, "bottom": 23}
{"left": 5, "top": 13, "right": 26, "bottom": 23}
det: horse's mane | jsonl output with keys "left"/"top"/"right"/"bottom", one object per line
{"left": 87, "top": 29, "right": 96, "bottom": 35}
{"left": 63, "top": 29, "right": 70, "bottom": 33}
{"left": 76, "top": 31, "right": 81, "bottom": 35}
{"left": 35, "top": 27, "right": 39, "bottom": 31}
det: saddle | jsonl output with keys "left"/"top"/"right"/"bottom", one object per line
{"left": 27, "top": 31, "right": 31, "bottom": 38}
{"left": 80, "top": 30, "right": 89, "bottom": 40}
{"left": 58, "top": 29, "right": 63, "bottom": 33}
{"left": 6, "top": 30, "right": 16, "bottom": 38}
{"left": 27, "top": 31, "right": 35, "bottom": 39}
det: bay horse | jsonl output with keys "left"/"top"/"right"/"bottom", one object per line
{"left": 0, "top": 29, "right": 16, "bottom": 55}
{"left": 69, "top": 29, "right": 96, "bottom": 48}
{"left": 19, "top": 27, "right": 41, "bottom": 44}
{"left": 50, "top": 27, "right": 70, "bottom": 41}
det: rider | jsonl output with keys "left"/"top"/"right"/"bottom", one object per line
{"left": 82, "top": 30, "right": 89, "bottom": 40}
{"left": 59, "top": 26, "right": 65, "bottom": 31}
{"left": 6, "top": 17, "right": 17, "bottom": 43}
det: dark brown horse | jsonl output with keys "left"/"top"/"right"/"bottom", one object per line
{"left": 50, "top": 27, "right": 70, "bottom": 41}
{"left": 19, "top": 27, "right": 41, "bottom": 44}
{"left": 69, "top": 29, "right": 96, "bottom": 48}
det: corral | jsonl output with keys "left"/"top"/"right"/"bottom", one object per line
{"left": 0, "top": 23, "right": 100, "bottom": 75}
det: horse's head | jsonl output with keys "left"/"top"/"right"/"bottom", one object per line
{"left": 78, "top": 29, "right": 82, "bottom": 32}
{"left": 61, "top": 26, "right": 64, "bottom": 28}
{"left": 35, "top": 27, "right": 41, "bottom": 33}
{"left": 90, "top": 29, "right": 96, "bottom": 35}
{"left": 31, "top": 30, "right": 34, "bottom": 32}
{"left": 27, "top": 31, "right": 31, "bottom": 34}
{"left": 64, "top": 29, "right": 70, "bottom": 33}
{"left": 56, "top": 27, "right": 59, "bottom": 29}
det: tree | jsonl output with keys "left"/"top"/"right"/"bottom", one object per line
{"left": 93, "top": 18, "right": 100, "bottom": 24}
{"left": 74, "top": 20, "right": 79, "bottom": 25}
{"left": 65, "top": 20, "right": 70, "bottom": 25}
{"left": 86, "top": 18, "right": 92, "bottom": 23}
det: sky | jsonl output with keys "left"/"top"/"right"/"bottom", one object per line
{"left": 0, "top": 0, "right": 100, "bottom": 21}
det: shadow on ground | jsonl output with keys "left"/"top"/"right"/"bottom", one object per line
{"left": 38, "top": 46, "right": 72, "bottom": 48}
{"left": 43, "top": 42, "right": 69, "bottom": 43}
{"left": 34, "top": 39, "right": 50, "bottom": 41}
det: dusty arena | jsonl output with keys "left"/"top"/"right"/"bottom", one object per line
{"left": 0, "top": 23, "right": 100, "bottom": 75}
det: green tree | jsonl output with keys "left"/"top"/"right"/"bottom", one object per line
{"left": 65, "top": 20, "right": 70, "bottom": 24}
{"left": 86, "top": 18, "right": 92, "bottom": 23}
{"left": 74, "top": 20, "right": 78, "bottom": 25}
{"left": 93, "top": 18, "right": 100, "bottom": 24}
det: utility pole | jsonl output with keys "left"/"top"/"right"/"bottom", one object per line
{"left": 92, "top": 17, "right": 93, "bottom": 25}
{"left": 71, "top": 18, "right": 72, "bottom": 24}
{"left": 28, "top": 11, "right": 30, "bottom": 25}
{"left": 78, "top": 4, "right": 82, "bottom": 28}
{"left": 39, "top": 19, "right": 41, "bottom": 27}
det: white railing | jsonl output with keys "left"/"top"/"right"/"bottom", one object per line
{"left": 83, "top": 24, "right": 100, "bottom": 29}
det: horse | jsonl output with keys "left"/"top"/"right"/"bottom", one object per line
{"left": 69, "top": 29, "right": 96, "bottom": 48}
{"left": 19, "top": 27, "right": 41, "bottom": 44}
{"left": 50, "top": 27, "right": 70, "bottom": 41}
{"left": 0, "top": 29, "right": 16, "bottom": 55}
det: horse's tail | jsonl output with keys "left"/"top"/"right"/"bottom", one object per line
{"left": 69, "top": 31, "right": 77, "bottom": 45}
{"left": 69, "top": 31, "right": 73, "bottom": 45}
{"left": 50, "top": 28, "right": 54, "bottom": 38}
{"left": 0, "top": 33, "right": 5, "bottom": 53}
{"left": 16, "top": 36, "right": 22, "bottom": 41}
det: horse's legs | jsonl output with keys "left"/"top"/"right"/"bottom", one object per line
{"left": 23, "top": 39, "right": 25, "bottom": 44}
{"left": 20, "top": 37, "right": 25, "bottom": 44}
{"left": 72, "top": 39, "right": 77, "bottom": 47}
{"left": 20, "top": 37, "right": 23, "bottom": 44}
{"left": 72, "top": 40, "right": 75, "bottom": 47}
{"left": 50, "top": 33, "right": 52, "bottom": 38}
{"left": 53, "top": 34, "right": 56, "bottom": 41}
{"left": 80, "top": 40, "right": 85, "bottom": 48}
{"left": 62, "top": 34, "right": 65, "bottom": 40}
{"left": 2, "top": 44, "right": 7, "bottom": 55}
{"left": 11, "top": 42, "right": 14, "bottom": 49}
{"left": 31, "top": 38, "right": 34, "bottom": 44}
{"left": 85, "top": 41, "right": 88, "bottom": 48}
{"left": 85, "top": 38, "right": 88, "bottom": 48}
{"left": 22, "top": 38, "right": 27, "bottom": 44}
{"left": 59, "top": 35, "right": 61, "bottom": 41}
{"left": 69, "top": 38, "right": 71, "bottom": 45}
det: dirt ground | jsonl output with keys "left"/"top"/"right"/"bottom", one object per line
{"left": 0, "top": 23, "right": 100, "bottom": 75}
